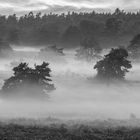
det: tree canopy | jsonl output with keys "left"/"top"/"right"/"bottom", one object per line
{"left": 76, "top": 36, "right": 102, "bottom": 61}
{"left": 1, "top": 62, "right": 55, "bottom": 98}
{"left": 0, "top": 8, "right": 139, "bottom": 47}
{"left": 94, "top": 48, "right": 132, "bottom": 80}
{"left": 105, "top": 17, "right": 123, "bottom": 35}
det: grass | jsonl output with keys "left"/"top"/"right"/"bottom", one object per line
{"left": 0, "top": 120, "right": 140, "bottom": 140}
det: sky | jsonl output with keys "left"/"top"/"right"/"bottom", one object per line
{"left": 0, "top": 0, "right": 140, "bottom": 15}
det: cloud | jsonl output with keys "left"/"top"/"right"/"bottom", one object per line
{"left": 0, "top": 0, "right": 139, "bottom": 15}
{"left": 34, "top": 0, "right": 111, "bottom": 9}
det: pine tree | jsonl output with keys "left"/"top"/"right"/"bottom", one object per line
{"left": 94, "top": 48, "right": 132, "bottom": 80}
{"left": 1, "top": 62, "right": 55, "bottom": 97}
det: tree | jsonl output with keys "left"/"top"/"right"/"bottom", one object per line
{"left": 94, "top": 48, "right": 132, "bottom": 80}
{"left": 62, "top": 25, "right": 82, "bottom": 46}
{"left": 79, "top": 20, "right": 103, "bottom": 36}
{"left": 1, "top": 62, "right": 55, "bottom": 97}
{"left": 127, "top": 34, "right": 140, "bottom": 58}
{"left": 113, "top": 8, "right": 125, "bottom": 16}
{"left": 7, "top": 29, "right": 19, "bottom": 44}
{"left": 105, "top": 17, "right": 122, "bottom": 35}
{"left": 76, "top": 36, "right": 102, "bottom": 61}
{"left": 38, "top": 23, "right": 60, "bottom": 44}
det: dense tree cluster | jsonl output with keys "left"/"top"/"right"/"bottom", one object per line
{"left": 1, "top": 9, "right": 140, "bottom": 47}
{"left": 76, "top": 36, "right": 102, "bottom": 61}
{"left": 94, "top": 48, "right": 132, "bottom": 80}
{"left": 2, "top": 62, "right": 55, "bottom": 97}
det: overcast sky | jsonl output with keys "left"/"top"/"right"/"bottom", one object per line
{"left": 0, "top": 0, "right": 140, "bottom": 15}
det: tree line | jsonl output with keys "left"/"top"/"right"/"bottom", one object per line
{"left": 1, "top": 8, "right": 140, "bottom": 47}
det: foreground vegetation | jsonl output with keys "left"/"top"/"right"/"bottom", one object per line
{"left": 0, "top": 123, "right": 140, "bottom": 140}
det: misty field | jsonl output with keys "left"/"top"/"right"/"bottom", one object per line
{"left": 0, "top": 47, "right": 140, "bottom": 119}
{"left": 0, "top": 46, "right": 140, "bottom": 139}
{"left": 0, "top": 47, "right": 139, "bottom": 120}
{"left": 1, "top": 5, "right": 140, "bottom": 139}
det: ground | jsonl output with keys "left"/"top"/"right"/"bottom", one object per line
{"left": 0, "top": 122, "right": 140, "bottom": 140}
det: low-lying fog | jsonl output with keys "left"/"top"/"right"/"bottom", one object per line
{"left": 0, "top": 46, "right": 140, "bottom": 121}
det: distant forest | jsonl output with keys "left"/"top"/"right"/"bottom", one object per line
{"left": 1, "top": 8, "right": 140, "bottom": 48}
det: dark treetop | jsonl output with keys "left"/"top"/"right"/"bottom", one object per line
{"left": 1, "top": 62, "right": 55, "bottom": 97}
{"left": 94, "top": 48, "right": 132, "bottom": 80}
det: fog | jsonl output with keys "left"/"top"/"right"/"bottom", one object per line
{"left": 0, "top": 46, "right": 140, "bottom": 121}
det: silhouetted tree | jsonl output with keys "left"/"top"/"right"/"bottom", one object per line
{"left": 1, "top": 62, "right": 55, "bottom": 97}
{"left": 128, "top": 34, "right": 140, "bottom": 58}
{"left": 113, "top": 8, "right": 125, "bottom": 16}
{"left": 76, "top": 36, "right": 102, "bottom": 61}
{"left": 94, "top": 48, "right": 132, "bottom": 80}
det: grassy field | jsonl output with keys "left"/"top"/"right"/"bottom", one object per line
{"left": 0, "top": 120, "right": 140, "bottom": 140}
